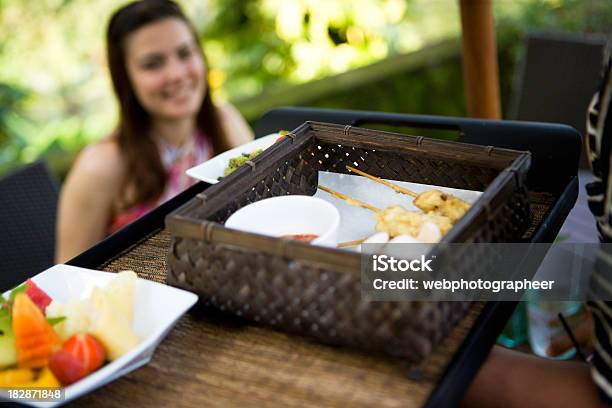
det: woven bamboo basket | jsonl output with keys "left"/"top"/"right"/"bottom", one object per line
{"left": 166, "top": 121, "right": 531, "bottom": 365}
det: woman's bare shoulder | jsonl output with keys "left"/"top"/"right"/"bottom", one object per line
{"left": 217, "top": 103, "right": 242, "bottom": 120}
{"left": 68, "top": 139, "right": 125, "bottom": 190}
{"left": 56, "top": 139, "right": 124, "bottom": 262}
{"left": 217, "top": 103, "right": 254, "bottom": 147}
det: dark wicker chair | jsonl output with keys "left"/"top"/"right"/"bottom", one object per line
{"left": 510, "top": 31, "right": 606, "bottom": 163}
{"left": 509, "top": 31, "right": 607, "bottom": 242}
{"left": 0, "top": 161, "right": 59, "bottom": 291}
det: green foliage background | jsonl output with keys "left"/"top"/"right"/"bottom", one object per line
{"left": 0, "top": 0, "right": 610, "bottom": 179}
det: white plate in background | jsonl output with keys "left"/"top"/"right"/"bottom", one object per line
{"left": 0, "top": 264, "right": 198, "bottom": 407}
{"left": 186, "top": 133, "right": 279, "bottom": 184}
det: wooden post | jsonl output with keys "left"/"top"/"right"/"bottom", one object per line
{"left": 459, "top": 0, "right": 501, "bottom": 119}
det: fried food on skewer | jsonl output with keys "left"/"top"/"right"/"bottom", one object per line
{"left": 345, "top": 166, "right": 470, "bottom": 223}
{"left": 412, "top": 190, "right": 470, "bottom": 223}
{"left": 318, "top": 185, "right": 449, "bottom": 243}
{"left": 374, "top": 205, "right": 452, "bottom": 237}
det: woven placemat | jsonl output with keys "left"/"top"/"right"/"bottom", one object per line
{"left": 99, "top": 230, "right": 169, "bottom": 283}
{"left": 522, "top": 191, "right": 556, "bottom": 239}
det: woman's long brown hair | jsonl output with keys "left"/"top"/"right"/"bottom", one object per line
{"left": 107, "top": 0, "right": 228, "bottom": 207}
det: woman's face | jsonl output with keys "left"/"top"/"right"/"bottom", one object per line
{"left": 125, "top": 17, "right": 206, "bottom": 122}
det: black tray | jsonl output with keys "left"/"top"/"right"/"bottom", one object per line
{"left": 64, "top": 109, "right": 581, "bottom": 408}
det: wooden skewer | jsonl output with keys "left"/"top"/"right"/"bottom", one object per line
{"left": 337, "top": 238, "right": 366, "bottom": 248}
{"left": 346, "top": 165, "right": 418, "bottom": 198}
{"left": 318, "top": 185, "right": 381, "bottom": 212}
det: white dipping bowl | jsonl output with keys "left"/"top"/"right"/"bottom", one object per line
{"left": 224, "top": 195, "right": 340, "bottom": 247}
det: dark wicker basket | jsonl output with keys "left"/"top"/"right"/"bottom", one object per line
{"left": 166, "top": 122, "right": 531, "bottom": 365}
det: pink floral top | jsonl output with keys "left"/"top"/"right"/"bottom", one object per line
{"left": 108, "top": 130, "right": 213, "bottom": 233}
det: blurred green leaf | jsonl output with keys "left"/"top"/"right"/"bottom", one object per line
{"left": 47, "top": 316, "right": 66, "bottom": 326}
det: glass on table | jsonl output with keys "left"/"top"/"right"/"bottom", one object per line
{"left": 527, "top": 300, "right": 582, "bottom": 359}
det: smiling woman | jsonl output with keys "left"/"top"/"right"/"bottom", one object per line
{"left": 125, "top": 18, "right": 207, "bottom": 127}
{"left": 55, "top": 0, "right": 253, "bottom": 263}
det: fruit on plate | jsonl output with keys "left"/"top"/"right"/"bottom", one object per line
{"left": 46, "top": 298, "right": 91, "bottom": 341}
{"left": 25, "top": 279, "right": 52, "bottom": 312}
{"left": 0, "top": 367, "right": 34, "bottom": 387}
{"left": 46, "top": 271, "right": 140, "bottom": 360}
{"left": 0, "top": 279, "right": 53, "bottom": 369}
{"left": 30, "top": 367, "right": 61, "bottom": 388}
{"left": 0, "top": 367, "right": 60, "bottom": 388}
{"left": 0, "top": 270, "right": 144, "bottom": 390}
{"left": 88, "top": 286, "right": 140, "bottom": 361}
{"left": 103, "top": 270, "right": 136, "bottom": 325}
{"left": 0, "top": 314, "right": 17, "bottom": 368}
{"left": 49, "top": 334, "right": 105, "bottom": 385}
{"left": 12, "top": 294, "right": 60, "bottom": 368}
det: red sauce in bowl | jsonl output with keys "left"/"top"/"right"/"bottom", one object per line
{"left": 280, "top": 234, "right": 319, "bottom": 243}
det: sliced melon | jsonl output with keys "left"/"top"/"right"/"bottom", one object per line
{"left": 87, "top": 287, "right": 140, "bottom": 361}
{"left": 12, "top": 294, "right": 60, "bottom": 368}
{"left": 0, "top": 315, "right": 17, "bottom": 368}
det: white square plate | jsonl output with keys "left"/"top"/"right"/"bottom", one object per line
{"left": 0, "top": 264, "right": 198, "bottom": 407}
{"left": 186, "top": 133, "right": 279, "bottom": 184}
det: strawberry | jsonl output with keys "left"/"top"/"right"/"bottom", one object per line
{"left": 49, "top": 334, "right": 106, "bottom": 385}
{"left": 25, "top": 279, "right": 52, "bottom": 312}
{"left": 49, "top": 350, "right": 86, "bottom": 385}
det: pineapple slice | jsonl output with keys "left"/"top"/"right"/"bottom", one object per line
{"left": 88, "top": 287, "right": 140, "bottom": 361}
{"left": 103, "top": 271, "right": 137, "bottom": 325}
